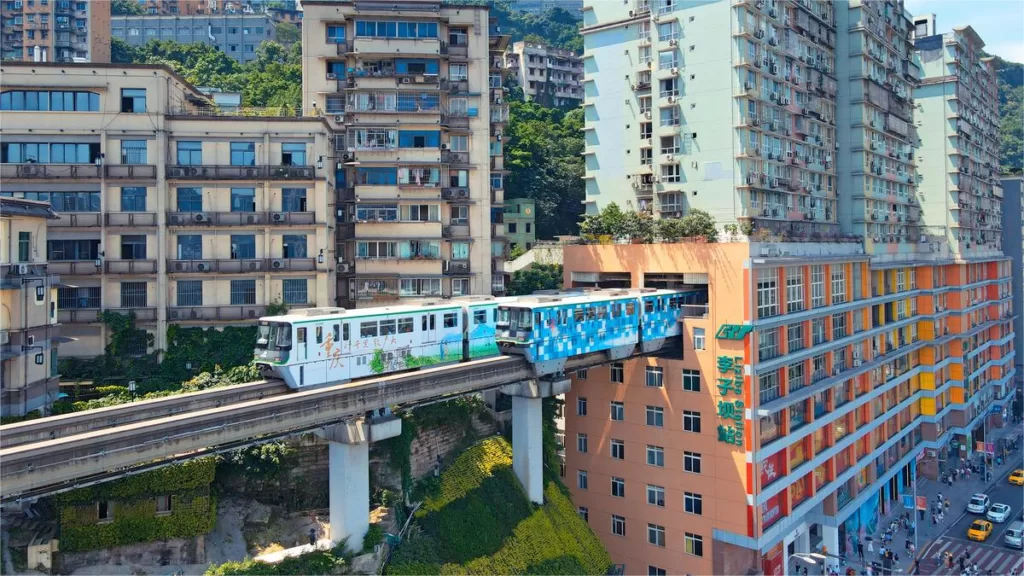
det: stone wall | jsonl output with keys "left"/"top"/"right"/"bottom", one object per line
{"left": 57, "top": 536, "right": 203, "bottom": 574}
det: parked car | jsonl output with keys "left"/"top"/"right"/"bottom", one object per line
{"left": 1005, "top": 521, "right": 1024, "bottom": 549}
{"left": 967, "top": 493, "right": 991, "bottom": 514}
{"left": 987, "top": 503, "right": 1012, "bottom": 523}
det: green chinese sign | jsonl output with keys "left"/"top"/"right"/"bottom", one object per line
{"left": 716, "top": 355, "right": 745, "bottom": 447}
{"left": 716, "top": 324, "right": 753, "bottom": 340}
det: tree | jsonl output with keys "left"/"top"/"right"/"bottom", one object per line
{"left": 678, "top": 209, "right": 719, "bottom": 242}
{"left": 275, "top": 22, "right": 301, "bottom": 45}
{"left": 111, "top": 0, "right": 145, "bottom": 15}
{"left": 579, "top": 202, "right": 627, "bottom": 238}
{"left": 110, "top": 38, "right": 144, "bottom": 64}
{"left": 508, "top": 263, "right": 563, "bottom": 296}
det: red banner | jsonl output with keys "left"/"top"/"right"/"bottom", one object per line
{"left": 762, "top": 546, "right": 784, "bottom": 576}
{"left": 761, "top": 451, "right": 785, "bottom": 488}
{"left": 761, "top": 493, "right": 783, "bottom": 529}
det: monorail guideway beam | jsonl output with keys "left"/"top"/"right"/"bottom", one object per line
{"left": 501, "top": 378, "right": 571, "bottom": 504}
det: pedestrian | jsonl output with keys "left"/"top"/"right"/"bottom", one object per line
{"left": 308, "top": 527, "right": 316, "bottom": 546}
{"left": 945, "top": 498, "right": 950, "bottom": 511}
{"left": 858, "top": 541, "right": 865, "bottom": 561}
{"left": 914, "top": 558, "right": 920, "bottom": 575}
{"left": 965, "top": 549, "right": 971, "bottom": 561}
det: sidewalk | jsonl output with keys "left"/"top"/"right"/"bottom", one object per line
{"left": 876, "top": 421, "right": 1024, "bottom": 575}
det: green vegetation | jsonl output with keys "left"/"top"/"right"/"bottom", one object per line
{"left": 508, "top": 263, "right": 563, "bottom": 296}
{"left": 579, "top": 203, "right": 719, "bottom": 243}
{"left": 363, "top": 524, "right": 385, "bottom": 553}
{"left": 445, "top": 1, "right": 582, "bottom": 52}
{"left": 274, "top": 22, "right": 301, "bottom": 45}
{"left": 992, "top": 55, "right": 1024, "bottom": 174}
{"left": 204, "top": 541, "right": 351, "bottom": 576}
{"left": 56, "top": 459, "right": 217, "bottom": 552}
{"left": 387, "top": 437, "right": 610, "bottom": 575}
{"left": 111, "top": 0, "right": 145, "bottom": 15}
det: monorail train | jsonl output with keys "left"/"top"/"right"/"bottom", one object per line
{"left": 255, "top": 289, "right": 706, "bottom": 390}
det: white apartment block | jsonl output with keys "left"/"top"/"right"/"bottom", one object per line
{"left": 506, "top": 41, "right": 584, "bottom": 107}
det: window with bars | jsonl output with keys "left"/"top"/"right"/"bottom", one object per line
{"left": 787, "top": 323, "right": 804, "bottom": 352}
{"left": 758, "top": 327, "right": 779, "bottom": 361}
{"left": 810, "top": 265, "right": 825, "bottom": 307}
{"left": 176, "top": 280, "right": 202, "bottom": 306}
{"left": 759, "top": 369, "right": 780, "bottom": 404}
{"left": 757, "top": 267, "right": 779, "bottom": 318}
{"left": 283, "top": 279, "right": 307, "bottom": 304}
{"left": 58, "top": 286, "right": 100, "bottom": 309}
{"left": 786, "top": 267, "right": 804, "bottom": 312}
{"left": 120, "top": 281, "right": 147, "bottom": 308}
{"left": 230, "top": 279, "right": 256, "bottom": 305}
{"left": 831, "top": 266, "right": 846, "bottom": 304}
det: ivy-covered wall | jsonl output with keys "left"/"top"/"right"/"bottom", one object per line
{"left": 56, "top": 459, "right": 217, "bottom": 552}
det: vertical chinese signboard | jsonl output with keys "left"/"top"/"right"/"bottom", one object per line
{"left": 716, "top": 354, "right": 745, "bottom": 446}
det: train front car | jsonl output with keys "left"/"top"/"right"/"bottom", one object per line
{"left": 254, "top": 317, "right": 294, "bottom": 384}
{"left": 497, "top": 291, "right": 642, "bottom": 377}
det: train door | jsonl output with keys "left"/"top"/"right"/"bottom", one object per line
{"left": 314, "top": 324, "right": 329, "bottom": 384}
{"left": 296, "top": 326, "right": 308, "bottom": 387}
{"left": 422, "top": 312, "right": 437, "bottom": 342}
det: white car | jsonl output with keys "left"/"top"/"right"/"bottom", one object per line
{"left": 967, "top": 493, "right": 991, "bottom": 514}
{"left": 986, "top": 503, "right": 1012, "bottom": 523}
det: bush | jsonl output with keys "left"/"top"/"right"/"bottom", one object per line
{"left": 205, "top": 542, "right": 350, "bottom": 575}
{"left": 363, "top": 523, "right": 384, "bottom": 553}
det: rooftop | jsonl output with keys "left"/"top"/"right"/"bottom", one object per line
{"left": 0, "top": 198, "right": 59, "bottom": 220}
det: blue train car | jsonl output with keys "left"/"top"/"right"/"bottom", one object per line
{"left": 638, "top": 290, "right": 706, "bottom": 352}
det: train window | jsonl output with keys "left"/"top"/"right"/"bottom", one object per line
{"left": 422, "top": 314, "right": 436, "bottom": 331}
{"left": 574, "top": 308, "right": 584, "bottom": 322}
{"left": 474, "top": 310, "right": 487, "bottom": 325}
{"left": 535, "top": 311, "right": 542, "bottom": 326}
{"left": 333, "top": 324, "right": 340, "bottom": 342}
{"left": 669, "top": 297, "right": 680, "bottom": 309}
{"left": 586, "top": 307, "right": 596, "bottom": 320}
{"left": 297, "top": 327, "right": 306, "bottom": 343}
{"left": 380, "top": 319, "right": 397, "bottom": 336}
{"left": 398, "top": 318, "right": 414, "bottom": 334}
{"left": 626, "top": 302, "right": 636, "bottom": 316}
{"left": 493, "top": 309, "right": 499, "bottom": 323}
{"left": 360, "top": 321, "right": 378, "bottom": 338}
{"left": 316, "top": 326, "right": 324, "bottom": 344}
{"left": 596, "top": 306, "right": 607, "bottom": 320}
{"left": 343, "top": 324, "right": 350, "bottom": 341}
{"left": 611, "top": 303, "right": 621, "bottom": 318}
{"left": 645, "top": 300, "right": 654, "bottom": 313}
{"left": 443, "top": 312, "right": 458, "bottom": 328}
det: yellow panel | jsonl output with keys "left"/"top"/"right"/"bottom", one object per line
{"left": 920, "top": 397, "right": 936, "bottom": 416}
{"left": 919, "top": 372, "right": 935, "bottom": 390}
{"left": 950, "top": 387, "right": 965, "bottom": 404}
{"left": 949, "top": 363, "right": 963, "bottom": 380}
{"left": 919, "top": 320, "right": 935, "bottom": 340}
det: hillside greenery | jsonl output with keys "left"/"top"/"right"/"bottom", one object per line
{"left": 386, "top": 437, "right": 610, "bottom": 575}
{"left": 508, "top": 263, "right": 563, "bottom": 296}
{"left": 992, "top": 55, "right": 1024, "bottom": 174}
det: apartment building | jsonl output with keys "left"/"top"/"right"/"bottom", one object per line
{"left": 0, "top": 62, "right": 335, "bottom": 358}
{"left": 0, "top": 0, "right": 109, "bottom": 63}
{"left": 913, "top": 21, "right": 1003, "bottom": 259}
{"left": 562, "top": 242, "right": 1015, "bottom": 575}
{"left": 1000, "top": 175, "right": 1024, "bottom": 403}
{"left": 111, "top": 13, "right": 276, "bottom": 64}
{"left": 132, "top": 0, "right": 207, "bottom": 15}
{"left": 0, "top": 198, "right": 61, "bottom": 417}
{"left": 505, "top": 41, "right": 584, "bottom": 107}
{"left": 300, "top": 0, "right": 510, "bottom": 306}
{"left": 505, "top": 198, "right": 536, "bottom": 252}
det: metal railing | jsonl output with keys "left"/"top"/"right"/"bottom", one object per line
{"left": 165, "top": 165, "right": 314, "bottom": 180}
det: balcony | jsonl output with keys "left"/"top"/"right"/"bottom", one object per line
{"left": 50, "top": 213, "right": 101, "bottom": 228}
{"left": 167, "top": 258, "right": 317, "bottom": 273}
{"left": 441, "top": 150, "right": 471, "bottom": 166}
{"left": 106, "top": 212, "right": 157, "bottom": 227}
{"left": 59, "top": 309, "right": 101, "bottom": 324}
{"left": 491, "top": 156, "right": 504, "bottom": 171}
{"left": 442, "top": 224, "right": 471, "bottom": 238}
{"left": 448, "top": 43, "right": 468, "bottom": 58}
{"left": 443, "top": 260, "right": 470, "bottom": 275}
{"left": 107, "top": 307, "right": 158, "bottom": 322}
{"left": 442, "top": 114, "right": 471, "bottom": 130}
{"left": 442, "top": 187, "right": 472, "bottom": 202}
{"left": 167, "top": 305, "right": 269, "bottom": 321}
{"left": 0, "top": 164, "right": 102, "bottom": 180}
{"left": 105, "top": 259, "right": 158, "bottom": 274}
{"left": 48, "top": 261, "right": 101, "bottom": 275}
{"left": 105, "top": 165, "right": 158, "bottom": 179}
{"left": 165, "top": 165, "right": 315, "bottom": 180}
{"left": 166, "top": 211, "right": 317, "bottom": 227}
{"left": 334, "top": 40, "right": 354, "bottom": 55}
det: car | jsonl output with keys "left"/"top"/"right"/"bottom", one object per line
{"left": 1009, "top": 469, "right": 1024, "bottom": 486}
{"left": 1005, "top": 521, "right": 1024, "bottom": 549}
{"left": 987, "top": 503, "right": 1012, "bottom": 523}
{"left": 968, "top": 519, "right": 993, "bottom": 542}
{"left": 967, "top": 493, "right": 991, "bottom": 514}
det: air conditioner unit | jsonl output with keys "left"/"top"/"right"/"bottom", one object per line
{"left": 667, "top": 96, "right": 675, "bottom": 103}
{"left": 644, "top": 111, "right": 652, "bottom": 119}
{"left": 401, "top": 77, "right": 411, "bottom": 84}
{"left": 271, "top": 212, "right": 286, "bottom": 223}
{"left": 671, "top": 67, "right": 679, "bottom": 75}
{"left": 272, "top": 259, "right": 285, "bottom": 269}
{"left": 334, "top": 115, "right": 342, "bottom": 123}
{"left": 245, "top": 214, "right": 260, "bottom": 225}
{"left": 248, "top": 261, "right": 261, "bottom": 271}
{"left": 327, "top": 73, "right": 337, "bottom": 79}
{"left": 17, "top": 263, "right": 28, "bottom": 275}
{"left": 665, "top": 154, "right": 674, "bottom": 161}
{"left": 668, "top": 39, "right": 677, "bottom": 47}
{"left": 340, "top": 262, "right": 351, "bottom": 273}
{"left": 197, "top": 262, "right": 212, "bottom": 272}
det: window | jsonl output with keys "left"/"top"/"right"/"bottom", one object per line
{"left": 757, "top": 267, "right": 779, "bottom": 318}
{"left": 176, "top": 141, "right": 202, "bottom": 165}
{"left": 646, "top": 445, "right": 664, "bottom": 467}
{"left": 611, "top": 477, "right": 625, "bottom": 498}
{"left": 230, "top": 142, "right": 256, "bottom": 166}
{"left": 176, "top": 235, "right": 202, "bottom": 260}
{"left": 282, "top": 234, "right": 307, "bottom": 258}
{"left": 576, "top": 397, "right": 587, "bottom": 416}
{"left": 832, "top": 313, "right": 847, "bottom": 339}
{"left": 576, "top": 433, "right": 588, "bottom": 453}
{"left": 155, "top": 495, "right": 172, "bottom": 514}
{"left": 683, "top": 410, "right": 701, "bottom": 432}
{"left": 786, "top": 267, "right": 805, "bottom": 312}
{"left": 647, "top": 524, "right": 665, "bottom": 547}
{"left": 693, "top": 327, "right": 705, "bottom": 350}
{"left": 576, "top": 368, "right": 587, "bottom": 380}
{"left": 58, "top": 286, "right": 100, "bottom": 309}
{"left": 578, "top": 507, "right": 589, "bottom": 521}
{"left": 283, "top": 279, "right": 308, "bottom": 304}
{"left": 120, "top": 281, "right": 147, "bottom": 308}
{"left": 684, "top": 492, "right": 703, "bottom": 515}
{"left": 17, "top": 231, "right": 30, "bottom": 262}
{"left": 450, "top": 205, "right": 469, "bottom": 225}
{"left": 120, "top": 88, "right": 146, "bottom": 113}
{"left": 230, "top": 279, "right": 256, "bottom": 305}
{"left": 758, "top": 327, "right": 779, "bottom": 361}
{"left": 831, "top": 265, "right": 847, "bottom": 304}
{"left": 452, "top": 278, "right": 470, "bottom": 296}
{"left": 645, "top": 366, "right": 663, "bottom": 387}
{"left": 281, "top": 142, "right": 306, "bottom": 166}
{"left": 682, "top": 369, "right": 700, "bottom": 391}
{"left": 120, "top": 234, "right": 147, "bottom": 259}
{"left": 282, "top": 188, "right": 307, "bottom": 212}
{"left": 577, "top": 470, "right": 588, "bottom": 490}
{"left": 120, "top": 139, "right": 147, "bottom": 164}
{"left": 1, "top": 90, "right": 99, "bottom": 111}
{"left": 649, "top": 567, "right": 667, "bottom": 576}
{"left": 611, "top": 439, "right": 625, "bottom": 459}
{"left": 787, "top": 323, "right": 804, "bottom": 352}
{"left": 442, "top": 311, "right": 458, "bottom": 328}
{"left": 661, "top": 163, "right": 681, "bottom": 183}
{"left": 811, "top": 265, "right": 825, "bottom": 307}
{"left": 176, "top": 187, "right": 202, "bottom": 212}
{"left": 120, "top": 187, "right": 146, "bottom": 212}
{"left": 176, "top": 280, "right": 202, "bottom": 306}
{"left": 759, "top": 369, "right": 780, "bottom": 404}
{"left": 47, "top": 239, "right": 99, "bottom": 261}
{"left": 647, "top": 484, "right": 665, "bottom": 507}
{"left": 610, "top": 401, "right": 624, "bottom": 421}
{"left": 327, "top": 24, "right": 345, "bottom": 42}
{"left": 684, "top": 532, "right": 704, "bottom": 557}
{"left": 610, "top": 362, "right": 624, "bottom": 383}
{"left": 611, "top": 515, "right": 626, "bottom": 537}
{"left": 98, "top": 501, "right": 114, "bottom": 522}
{"left": 811, "top": 317, "right": 826, "bottom": 345}
{"left": 683, "top": 451, "right": 701, "bottom": 473}
{"left": 658, "top": 49, "right": 678, "bottom": 70}
{"left": 646, "top": 406, "right": 664, "bottom": 427}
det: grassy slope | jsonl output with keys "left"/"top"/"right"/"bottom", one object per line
{"left": 387, "top": 437, "right": 611, "bottom": 575}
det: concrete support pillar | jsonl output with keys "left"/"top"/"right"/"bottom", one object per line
{"left": 328, "top": 439, "right": 369, "bottom": 550}
{"left": 511, "top": 395, "right": 544, "bottom": 504}
{"left": 822, "top": 525, "right": 840, "bottom": 572}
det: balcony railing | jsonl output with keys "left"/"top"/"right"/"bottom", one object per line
{"left": 442, "top": 114, "right": 471, "bottom": 130}
{"left": 106, "top": 212, "right": 158, "bottom": 227}
{"left": 107, "top": 307, "right": 158, "bottom": 321}
{"left": 442, "top": 187, "right": 471, "bottom": 201}
{"left": 442, "top": 224, "right": 471, "bottom": 238}
{"left": 167, "top": 305, "right": 269, "bottom": 321}
{"left": 105, "top": 259, "right": 158, "bottom": 274}
{"left": 50, "top": 213, "right": 101, "bottom": 227}
{"left": 47, "top": 261, "right": 101, "bottom": 275}
{"left": 0, "top": 164, "right": 102, "bottom": 179}
{"left": 105, "top": 165, "right": 158, "bottom": 179}
{"left": 167, "top": 258, "right": 317, "bottom": 273}
{"left": 443, "top": 260, "right": 470, "bottom": 275}
{"left": 58, "top": 309, "right": 101, "bottom": 324}
{"left": 166, "top": 211, "right": 317, "bottom": 226}
{"left": 441, "top": 150, "right": 470, "bottom": 165}
{"left": 165, "top": 165, "right": 315, "bottom": 180}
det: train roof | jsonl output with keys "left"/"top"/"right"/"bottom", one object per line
{"left": 260, "top": 296, "right": 519, "bottom": 324}
{"left": 501, "top": 288, "right": 686, "bottom": 309}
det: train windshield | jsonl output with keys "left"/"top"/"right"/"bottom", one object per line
{"left": 503, "top": 307, "right": 533, "bottom": 329}
{"left": 256, "top": 322, "right": 292, "bottom": 350}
